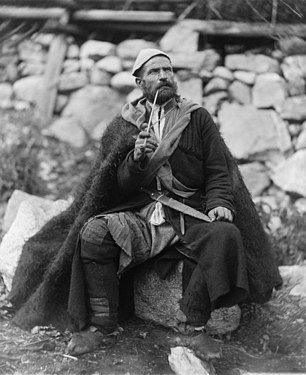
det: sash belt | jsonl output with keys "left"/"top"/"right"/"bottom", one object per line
{"left": 141, "top": 188, "right": 211, "bottom": 226}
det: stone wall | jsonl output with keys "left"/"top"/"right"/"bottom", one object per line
{"left": 1, "top": 25, "right": 306, "bottom": 211}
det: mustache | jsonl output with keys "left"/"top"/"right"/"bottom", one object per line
{"left": 157, "top": 82, "right": 173, "bottom": 89}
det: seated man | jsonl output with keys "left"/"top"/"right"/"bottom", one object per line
{"left": 8, "top": 48, "right": 282, "bottom": 361}
{"left": 67, "top": 48, "right": 251, "bottom": 358}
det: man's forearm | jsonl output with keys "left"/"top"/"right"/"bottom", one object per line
{"left": 117, "top": 150, "right": 150, "bottom": 195}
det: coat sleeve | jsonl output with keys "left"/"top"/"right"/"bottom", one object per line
{"left": 117, "top": 150, "right": 151, "bottom": 196}
{"left": 199, "top": 109, "right": 235, "bottom": 215}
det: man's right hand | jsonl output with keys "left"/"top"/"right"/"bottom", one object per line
{"left": 133, "top": 123, "right": 158, "bottom": 161}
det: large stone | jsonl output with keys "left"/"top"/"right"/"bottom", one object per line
{"left": 58, "top": 72, "right": 88, "bottom": 92}
{"left": 252, "top": 73, "right": 287, "bottom": 109}
{"left": 0, "top": 192, "right": 69, "bottom": 290}
{"left": 279, "top": 265, "right": 306, "bottom": 298}
{"left": 294, "top": 198, "right": 306, "bottom": 214}
{"left": 225, "top": 54, "right": 279, "bottom": 74}
{"left": 281, "top": 56, "right": 306, "bottom": 96}
{"left": 213, "top": 66, "right": 234, "bottom": 82}
{"left": 271, "top": 149, "right": 306, "bottom": 198}
{"left": 295, "top": 123, "right": 306, "bottom": 150}
{"left": 288, "top": 123, "right": 302, "bottom": 138}
{"left": 159, "top": 20, "right": 199, "bottom": 53}
{"left": 13, "top": 76, "right": 44, "bottom": 105}
{"left": 0, "top": 54, "right": 18, "bottom": 68}
{"left": 96, "top": 56, "right": 122, "bottom": 74}
{"left": 126, "top": 88, "right": 143, "bottom": 103}
{"left": 176, "top": 69, "right": 196, "bottom": 81}
{"left": 14, "top": 100, "right": 31, "bottom": 111}
{"left": 199, "top": 69, "right": 213, "bottom": 82}
{"left": 66, "top": 43, "right": 80, "bottom": 59}
{"left": 135, "top": 263, "right": 182, "bottom": 328}
{"left": 239, "top": 162, "right": 270, "bottom": 197}
{"left": 62, "top": 59, "right": 81, "bottom": 73}
{"left": 0, "top": 67, "right": 8, "bottom": 82}
{"left": 90, "top": 67, "right": 112, "bottom": 86}
{"left": 80, "top": 58, "right": 95, "bottom": 72}
{"left": 90, "top": 120, "right": 108, "bottom": 141}
{"left": 134, "top": 262, "right": 241, "bottom": 335}
{"left": 3, "top": 190, "right": 44, "bottom": 232}
{"left": 287, "top": 76, "right": 305, "bottom": 97}
{"left": 281, "top": 56, "right": 306, "bottom": 79}
{"left": 54, "top": 94, "right": 69, "bottom": 114}
{"left": 46, "top": 117, "right": 88, "bottom": 148}
{"left": 110, "top": 71, "right": 136, "bottom": 93}
{"left": 5, "top": 61, "right": 19, "bottom": 82}
{"left": 218, "top": 103, "right": 291, "bottom": 160}
{"left": 168, "top": 347, "right": 212, "bottom": 375}
{"left": 233, "top": 70, "right": 256, "bottom": 85}
{"left": 169, "top": 50, "right": 220, "bottom": 73}
{"left": 228, "top": 80, "right": 251, "bottom": 104}
{"left": 0, "top": 98, "right": 14, "bottom": 110}
{"left": 0, "top": 82, "right": 13, "bottom": 101}
{"left": 203, "top": 77, "right": 229, "bottom": 95}
{"left": 1, "top": 42, "right": 17, "bottom": 55}
{"left": 33, "top": 33, "right": 54, "bottom": 47}
{"left": 62, "top": 85, "right": 125, "bottom": 132}
{"left": 202, "top": 91, "right": 228, "bottom": 116}
{"left": 280, "top": 96, "right": 306, "bottom": 122}
{"left": 18, "top": 40, "right": 47, "bottom": 63}
{"left": 278, "top": 36, "right": 306, "bottom": 56}
{"left": 0, "top": 82, "right": 14, "bottom": 109}
{"left": 18, "top": 61, "right": 45, "bottom": 76}
{"left": 177, "top": 77, "right": 202, "bottom": 105}
{"left": 80, "top": 40, "right": 116, "bottom": 60}
{"left": 116, "top": 39, "right": 157, "bottom": 60}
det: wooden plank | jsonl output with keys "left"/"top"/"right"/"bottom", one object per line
{"left": 37, "top": 14, "right": 69, "bottom": 124}
{"left": 73, "top": 9, "right": 175, "bottom": 22}
{"left": 180, "top": 19, "right": 306, "bottom": 39}
{"left": 92, "top": 21, "right": 172, "bottom": 33}
{"left": 0, "top": 6, "right": 175, "bottom": 22}
{"left": 0, "top": 0, "right": 186, "bottom": 4}
{"left": 0, "top": 6, "right": 65, "bottom": 19}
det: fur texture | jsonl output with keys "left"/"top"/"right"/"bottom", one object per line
{"left": 9, "top": 116, "right": 282, "bottom": 330}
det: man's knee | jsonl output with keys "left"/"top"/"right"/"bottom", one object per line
{"left": 81, "top": 217, "right": 108, "bottom": 245}
{"left": 209, "top": 221, "right": 242, "bottom": 243}
{"left": 80, "top": 217, "right": 120, "bottom": 263}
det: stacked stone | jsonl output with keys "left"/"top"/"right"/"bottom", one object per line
{"left": 1, "top": 27, "right": 306, "bottom": 209}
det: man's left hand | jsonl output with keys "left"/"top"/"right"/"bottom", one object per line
{"left": 207, "top": 207, "right": 233, "bottom": 222}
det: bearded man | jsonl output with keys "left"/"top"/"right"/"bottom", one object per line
{"left": 65, "top": 48, "right": 274, "bottom": 358}
{"left": 9, "top": 48, "right": 281, "bottom": 361}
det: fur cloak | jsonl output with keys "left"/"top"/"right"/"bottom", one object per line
{"left": 8, "top": 115, "right": 282, "bottom": 331}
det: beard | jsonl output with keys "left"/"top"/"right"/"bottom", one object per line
{"left": 143, "top": 81, "right": 178, "bottom": 105}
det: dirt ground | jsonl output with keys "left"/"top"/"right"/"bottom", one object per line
{"left": 0, "top": 282, "right": 305, "bottom": 375}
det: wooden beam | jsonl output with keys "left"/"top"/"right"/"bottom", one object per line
{"left": 73, "top": 10, "right": 175, "bottom": 22}
{"left": 179, "top": 19, "right": 306, "bottom": 39}
{"left": 37, "top": 13, "right": 69, "bottom": 124}
{"left": 90, "top": 22, "right": 172, "bottom": 33}
{"left": 0, "top": 6, "right": 175, "bottom": 22}
{"left": 0, "top": 6, "right": 66, "bottom": 19}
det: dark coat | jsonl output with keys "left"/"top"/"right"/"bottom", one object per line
{"left": 8, "top": 113, "right": 282, "bottom": 331}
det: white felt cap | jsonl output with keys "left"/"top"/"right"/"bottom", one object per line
{"left": 132, "top": 48, "right": 171, "bottom": 76}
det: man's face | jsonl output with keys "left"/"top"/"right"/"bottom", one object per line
{"left": 136, "top": 55, "right": 178, "bottom": 105}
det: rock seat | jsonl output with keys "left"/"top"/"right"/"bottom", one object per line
{"left": 134, "top": 261, "right": 241, "bottom": 335}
